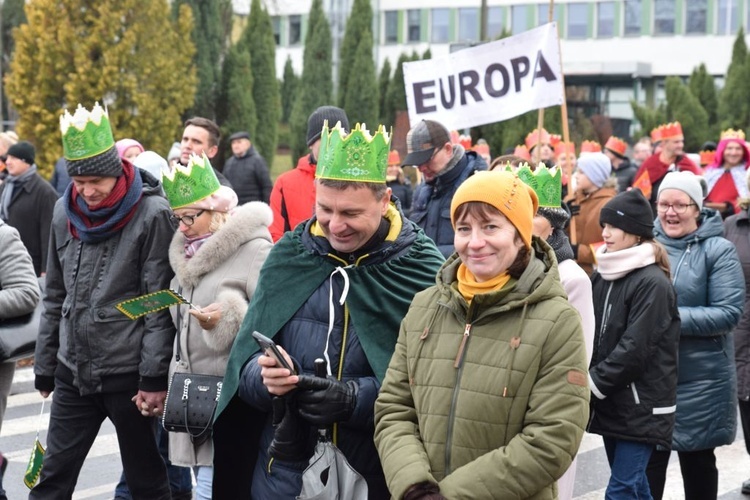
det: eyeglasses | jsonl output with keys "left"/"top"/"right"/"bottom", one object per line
{"left": 171, "top": 210, "right": 205, "bottom": 226}
{"left": 656, "top": 202, "right": 696, "bottom": 214}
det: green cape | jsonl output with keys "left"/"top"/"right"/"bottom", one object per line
{"left": 216, "top": 210, "right": 444, "bottom": 418}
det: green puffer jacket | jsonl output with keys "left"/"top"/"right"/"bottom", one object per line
{"left": 374, "top": 237, "right": 590, "bottom": 500}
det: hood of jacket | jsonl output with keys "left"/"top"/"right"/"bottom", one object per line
{"left": 169, "top": 201, "right": 272, "bottom": 288}
{"left": 654, "top": 208, "right": 724, "bottom": 249}
{"left": 435, "top": 236, "right": 567, "bottom": 319}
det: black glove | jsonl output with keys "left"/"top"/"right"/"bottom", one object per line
{"left": 568, "top": 202, "right": 580, "bottom": 217}
{"left": 295, "top": 375, "right": 358, "bottom": 425}
{"left": 267, "top": 396, "right": 309, "bottom": 462}
{"left": 404, "top": 481, "right": 446, "bottom": 500}
{"left": 571, "top": 243, "right": 578, "bottom": 259}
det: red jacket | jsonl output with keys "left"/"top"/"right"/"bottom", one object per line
{"left": 269, "top": 155, "right": 316, "bottom": 242}
{"left": 633, "top": 154, "right": 702, "bottom": 208}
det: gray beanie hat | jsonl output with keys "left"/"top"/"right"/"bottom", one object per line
{"left": 658, "top": 171, "right": 708, "bottom": 210}
{"left": 66, "top": 146, "right": 123, "bottom": 177}
{"left": 307, "top": 106, "right": 349, "bottom": 146}
{"left": 577, "top": 152, "right": 612, "bottom": 188}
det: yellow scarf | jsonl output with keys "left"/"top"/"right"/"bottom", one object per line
{"left": 457, "top": 263, "right": 511, "bottom": 303}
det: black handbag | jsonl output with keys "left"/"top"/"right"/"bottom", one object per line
{"left": 0, "top": 278, "right": 44, "bottom": 363}
{"left": 162, "top": 294, "right": 223, "bottom": 439}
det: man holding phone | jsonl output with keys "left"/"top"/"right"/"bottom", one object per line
{"left": 213, "top": 121, "right": 445, "bottom": 499}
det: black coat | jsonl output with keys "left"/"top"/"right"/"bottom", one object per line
{"left": 588, "top": 262, "right": 681, "bottom": 448}
{"left": 0, "top": 173, "right": 58, "bottom": 276}
{"left": 387, "top": 179, "right": 412, "bottom": 213}
{"left": 223, "top": 146, "right": 273, "bottom": 204}
{"left": 724, "top": 209, "right": 750, "bottom": 400}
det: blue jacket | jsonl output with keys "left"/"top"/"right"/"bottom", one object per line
{"left": 654, "top": 209, "right": 745, "bottom": 451}
{"left": 409, "top": 151, "right": 486, "bottom": 257}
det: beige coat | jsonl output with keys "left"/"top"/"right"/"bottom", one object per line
{"left": 167, "top": 202, "right": 273, "bottom": 466}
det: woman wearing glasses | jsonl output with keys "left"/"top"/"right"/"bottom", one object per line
{"left": 646, "top": 171, "right": 744, "bottom": 500}
{"left": 162, "top": 155, "right": 273, "bottom": 499}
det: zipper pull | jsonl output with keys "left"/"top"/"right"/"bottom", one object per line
{"left": 453, "top": 323, "right": 472, "bottom": 368}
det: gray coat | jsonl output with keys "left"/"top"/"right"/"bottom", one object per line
{"left": 167, "top": 201, "right": 272, "bottom": 466}
{"left": 723, "top": 209, "right": 750, "bottom": 400}
{"left": 655, "top": 209, "right": 745, "bottom": 451}
{"left": 0, "top": 219, "right": 40, "bottom": 318}
{"left": 34, "top": 172, "right": 176, "bottom": 395}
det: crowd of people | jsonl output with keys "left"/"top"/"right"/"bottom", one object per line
{"left": 0, "top": 103, "right": 749, "bottom": 500}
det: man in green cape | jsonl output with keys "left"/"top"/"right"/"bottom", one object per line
{"left": 212, "top": 122, "right": 444, "bottom": 499}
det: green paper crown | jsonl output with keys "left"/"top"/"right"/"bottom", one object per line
{"left": 60, "top": 102, "right": 115, "bottom": 160}
{"left": 161, "top": 153, "right": 220, "bottom": 209}
{"left": 316, "top": 122, "right": 391, "bottom": 183}
{"left": 515, "top": 163, "right": 562, "bottom": 208}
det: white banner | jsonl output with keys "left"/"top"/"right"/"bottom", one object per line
{"left": 403, "top": 23, "right": 564, "bottom": 130}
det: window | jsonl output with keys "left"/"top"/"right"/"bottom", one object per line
{"left": 597, "top": 2, "right": 615, "bottom": 36}
{"left": 568, "top": 3, "right": 588, "bottom": 38}
{"left": 431, "top": 8, "right": 450, "bottom": 43}
{"left": 289, "top": 15, "right": 301, "bottom": 45}
{"left": 717, "top": 0, "right": 739, "bottom": 34}
{"left": 407, "top": 9, "right": 421, "bottom": 42}
{"left": 271, "top": 16, "right": 281, "bottom": 45}
{"left": 384, "top": 11, "right": 398, "bottom": 43}
{"left": 488, "top": 6, "right": 504, "bottom": 39}
{"left": 624, "top": 0, "right": 642, "bottom": 35}
{"left": 685, "top": 0, "right": 707, "bottom": 34}
{"left": 654, "top": 0, "right": 675, "bottom": 34}
{"left": 512, "top": 5, "right": 528, "bottom": 35}
{"left": 458, "top": 8, "right": 479, "bottom": 41}
{"left": 537, "top": 4, "right": 562, "bottom": 25}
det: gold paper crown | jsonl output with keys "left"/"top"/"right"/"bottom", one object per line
{"left": 60, "top": 102, "right": 115, "bottom": 160}
{"left": 525, "top": 128, "right": 551, "bottom": 149}
{"left": 721, "top": 128, "right": 746, "bottom": 141}
{"left": 580, "top": 140, "right": 602, "bottom": 153}
{"left": 699, "top": 150, "right": 716, "bottom": 166}
{"left": 316, "top": 122, "right": 391, "bottom": 183}
{"left": 515, "top": 163, "right": 562, "bottom": 208}
{"left": 161, "top": 153, "right": 221, "bottom": 209}
{"left": 653, "top": 122, "right": 683, "bottom": 141}
{"left": 550, "top": 134, "right": 562, "bottom": 147}
{"left": 604, "top": 136, "right": 628, "bottom": 156}
{"left": 513, "top": 144, "right": 531, "bottom": 161}
{"left": 554, "top": 141, "right": 575, "bottom": 157}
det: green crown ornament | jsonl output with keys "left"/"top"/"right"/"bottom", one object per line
{"left": 516, "top": 163, "right": 562, "bottom": 208}
{"left": 60, "top": 102, "right": 115, "bottom": 160}
{"left": 161, "top": 153, "right": 221, "bottom": 209}
{"left": 316, "top": 121, "right": 391, "bottom": 183}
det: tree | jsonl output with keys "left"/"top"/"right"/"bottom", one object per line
{"left": 0, "top": 0, "right": 26, "bottom": 122}
{"left": 289, "top": 0, "right": 332, "bottom": 164}
{"left": 4, "top": 0, "right": 196, "bottom": 178}
{"left": 630, "top": 101, "right": 667, "bottom": 139}
{"left": 241, "top": 0, "right": 281, "bottom": 166}
{"left": 718, "top": 28, "right": 750, "bottom": 131}
{"left": 665, "top": 76, "right": 710, "bottom": 151}
{"left": 337, "top": 0, "right": 372, "bottom": 108}
{"left": 172, "top": 0, "right": 232, "bottom": 120}
{"left": 384, "top": 53, "right": 410, "bottom": 128}
{"left": 344, "top": 29, "right": 378, "bottom": 127}
{"left": 280, "top": 56, "right": 298, "bottom": 124}
{"left": 688, "top": 63, "right": 718, "bottom": 129}
{"left": 378, "top": 58, "right": 391, "bottom": 124}
{"left": 217, "top": 44, "right": 256, "bottom": 167}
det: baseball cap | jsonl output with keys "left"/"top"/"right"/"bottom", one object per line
{"left": 402, "top": 120, "right": 451, "bottom": 167}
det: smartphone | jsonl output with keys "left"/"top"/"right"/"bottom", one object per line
{"left": 252, "top": 331, "right": 296, "bottom": 374}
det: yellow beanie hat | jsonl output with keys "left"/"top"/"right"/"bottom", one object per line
{"left": 450, "top": 170, "right": 539, "bottom": 248}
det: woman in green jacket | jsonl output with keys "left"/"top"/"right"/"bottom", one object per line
{"left": 374, "top": 170, "right": 591, "bottom": 500}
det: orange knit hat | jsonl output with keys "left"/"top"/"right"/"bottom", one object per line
{"left": 450, "top": 171, "right": 539, "bottom": 248}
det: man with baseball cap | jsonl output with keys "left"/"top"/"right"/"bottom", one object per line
{"left": 223, "top": 130, "right": 272, "bottom": 204}
{"left": 404, "top": 119, "right": 487, "bottom": 257}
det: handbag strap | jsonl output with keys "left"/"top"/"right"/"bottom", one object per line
{"left": 174, "top": 286, "right": 187, "bottom": 363}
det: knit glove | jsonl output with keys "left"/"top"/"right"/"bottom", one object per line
{"left": 268, "top": 395, "right": 309, "bottom": 462}
{"left": 403, "top": 482, "right": 447, "bottom": 500}
{"left": 295, "top": 375, "right": 358, "bottom": 425}
{"left": 568, "top": 202, "right": 581, "bottom": 217}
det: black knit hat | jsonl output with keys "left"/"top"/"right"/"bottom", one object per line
{"left": 7, "top": 141, "right": 35, "bottom": 165}
{"left": 66, "top": 146, "right": 123, "bottom": 177}
{"left": 600, "top": 189, "right": 654, "bottom": 239}
{"left": 307, "top": 106, "right": 349, "bottom": 147}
